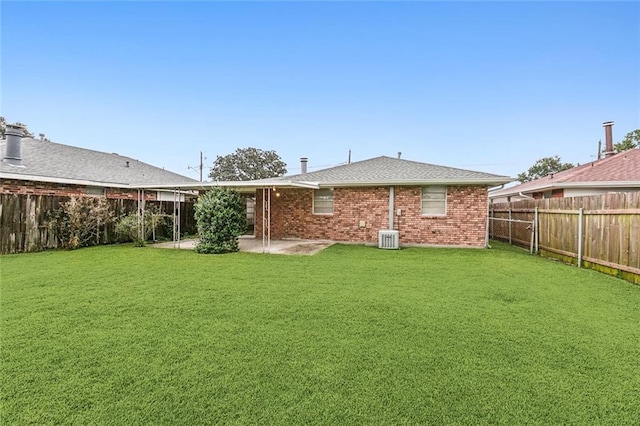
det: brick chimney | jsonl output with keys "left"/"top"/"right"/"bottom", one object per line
{"left": 3, "top": 124, "right": 25, "bottom": 167}
{"left": 603, "top": 121, "right": 615, "bottom": 158}
{"left": 300, "top": 157, "right": 308, "bottom": 174}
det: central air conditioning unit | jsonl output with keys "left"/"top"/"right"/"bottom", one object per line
{"left": 378, "top": 230, "right": 400, "bottom": 249}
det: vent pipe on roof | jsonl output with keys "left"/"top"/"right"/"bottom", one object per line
{"left": 3, "top": 124, "right": 25, "bottom": 167}
{"left": 397, "top": 152, "right": 402, "bottom": 159}
{"left": 603, "top": 121, "right": 614, "bottom": 158}
{"left": 300, "top": 157, "right": 308, "bottom": 174}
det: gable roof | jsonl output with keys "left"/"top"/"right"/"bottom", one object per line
{"left": 137, "top": 155, "right": 513, "bottom": 191}
{"left": 490, "top": 148, "right": 640, "bottom": 198}
{"left": 0, "top": 137, "right": 197, "bottom": 187}
{"left": 276, "top": 156, "right": 512, "bottom": 186}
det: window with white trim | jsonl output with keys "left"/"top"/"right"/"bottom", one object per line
{"left": 313, "top": 188, "right": 334, "bottom": 214}
{"left": 421, "top": 186, "right": 446, "bottom": 216}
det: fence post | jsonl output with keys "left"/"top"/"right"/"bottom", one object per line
{"left": 534, "top": 206, "right": 539, "bottom": 253}
{"left": 529, "top": 219, "right": 534, "bottom": 254}
{"left": 508, "top": 208, "right": 512, "bottom": 245}
{"left": 577, "top": 207, "right": 583, "bottom": 268}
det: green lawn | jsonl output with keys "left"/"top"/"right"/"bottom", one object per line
{"left": 2, "top": 243, "right": 639, "bottom": 425}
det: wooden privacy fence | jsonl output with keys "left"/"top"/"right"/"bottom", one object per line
{"left": 490, "top": 192, "right": 640, "bottom": 283}
{"left": 0, "top": 194, "right": 196, "bottom": 254}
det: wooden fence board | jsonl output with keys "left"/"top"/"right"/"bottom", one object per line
{"left": 0, "top": 194, "right": 197, "bottom": 254}
{"left": 490, "top": 191, "right": 640, "bottom": 281}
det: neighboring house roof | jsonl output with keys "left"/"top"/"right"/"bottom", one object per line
{"left": 490, "top": 148, "right": 640, "bottom": 199}
{"left": 0, "top": 137, "right": 197, "bottom": 187}
{"left": 142, "top": 155, "right": 513, "bottom": 191}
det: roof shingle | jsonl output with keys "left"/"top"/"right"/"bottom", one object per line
{"left": 273, "top": 156, "right": 512, "bottom": 186}
{"left": 0, "top": 138, "right": 196, "bottom": 186}
{"left": 490, "top": 148, "right": 640, "bottom": 198}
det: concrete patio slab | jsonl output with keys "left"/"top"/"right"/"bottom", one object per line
{"left": 152, "top": 236, "right": 335, "bottom": 255}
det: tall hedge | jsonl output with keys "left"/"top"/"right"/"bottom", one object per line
{"left": 194, "top": 188, "right": 246, "bottom": 254}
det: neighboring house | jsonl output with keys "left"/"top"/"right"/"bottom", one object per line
{"left": 239, "top": 156, "right": 512, "bottom": 247}
{"left": 0, "top": 125, "right": 197, "bottom": 199}
{"left": 489, "top": 148, "right": 640, "bottom": 203}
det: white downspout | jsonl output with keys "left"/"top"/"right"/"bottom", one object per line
{"left": 388, "top": 186, "right": 394, "bottom": 230}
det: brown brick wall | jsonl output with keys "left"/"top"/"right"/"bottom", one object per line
{"left": 394, "top": 186, "right": 487, "bottom": 246}
{"left": 255, "top": 185, "right": 488, "bottom": 247}
{"left": 0, "top": 179, "right": 157, "bottom": 200}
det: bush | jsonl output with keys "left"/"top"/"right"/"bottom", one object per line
{"left": 115, "top": 206, "right": 166, "bottom": 246}
{"left": 49, "top": 197, "right": 115, "bottom": 250}
{"left": 194, "top": 188, "right": 246, "bottom": 254}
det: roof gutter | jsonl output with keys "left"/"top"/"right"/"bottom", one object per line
{"left": 0, "top": 171, "right": 136, "bottom": 189}
{"left": 490, "top": 180, "right": 640, "bottom": 198}
{"left": 315, "top": 178, "right": 514, "bottom": 188}
{"left": 133, "top": 180, "right": 321, "bottom": 191}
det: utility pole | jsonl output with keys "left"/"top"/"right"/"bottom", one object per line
{"left": 189, "top": 151, "right": 205, "bottom": 182}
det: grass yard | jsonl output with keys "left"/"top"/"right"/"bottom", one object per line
{"left": 2, "top": 242, "right": 639, "bottom": 425}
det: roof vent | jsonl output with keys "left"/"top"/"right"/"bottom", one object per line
{"left": 3, "top": 124, "right": 25, "bottom": 167}
{"left": 300, "top": 157, "right": 308, "bottom": 174}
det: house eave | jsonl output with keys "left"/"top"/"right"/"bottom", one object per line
{"left": 0, "top": 171, "right": 134, "bottom": 189}
{"left": 133, "top": 180, "right": 321, "bottom": 192}
{"left": 315, "top": 178, "right": 514, "bottom": 188}
{"left": 0, "top": 172, "right": 200, "bottom": 193}
{"left": 489, "top": 181, "right": 640, "bottom": 198}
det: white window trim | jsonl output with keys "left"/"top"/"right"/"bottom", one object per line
{"left": 313, "top": 188, "right": 334, "bottom": 215}
{"left": 421, "top": 186, "right": 447, "bottom": 216}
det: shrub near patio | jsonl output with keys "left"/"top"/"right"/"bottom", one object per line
{"left": 2, "top": 243, "right": 639, "bottom": 424}
{"left": 194, "top": 187, "right": 246, "bottom": 254}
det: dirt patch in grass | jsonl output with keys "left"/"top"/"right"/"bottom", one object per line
{"left": 278, "top": 241, "right": 334, "bottom": 255}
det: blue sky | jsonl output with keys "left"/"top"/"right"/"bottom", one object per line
{"left": 2, "top": 1, "right": 639, "bottom": 180}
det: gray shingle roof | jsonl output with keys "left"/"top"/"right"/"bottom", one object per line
{"left": 0, "top": 138, "right": 197, "bottom": 186}
{"left": 272, "top": 156, "right": 512, "bottom": 186}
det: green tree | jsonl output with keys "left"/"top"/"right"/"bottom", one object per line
{"left": 517, "top": 156, "right": 575, "bottom": 183}
{"left": 209, "top": 147, "right": 287, "bottom": 181}
{"left": 0, "top": 117, "right": 35, "bottom": 138}
{"left": 614, "top": 129, "right": 640, "bottom": 153}
{"left": 194, "top": 188, "right": 246, "bottom": 254}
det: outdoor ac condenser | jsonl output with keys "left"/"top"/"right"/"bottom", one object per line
{"left": 378, "top": 230, "right": 400, "bottom": 249}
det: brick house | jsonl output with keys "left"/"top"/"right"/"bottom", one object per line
{"left": 489, "top": 148, "right": 640, "bottom": 203}
{"left": 238, "top": 156, "right": 512, "bottom": 248}
{"left": 490, "top": 122, "right": 640, "bottom": 203}
{"left": 1, "top": 124, "right": 199, "bottom": 253}
{"left": 1, "top": 124, "right": 197, "bottom": 199}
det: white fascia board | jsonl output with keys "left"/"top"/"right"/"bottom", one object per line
{"left": 489, "top": 180, "right": 640, "bottom": 198}
{"left": 132, "top": 180, "right": 319, "bottom": 191}
{"left": 316, "top": 178, "right": 514, "bottom": 188}
{"left": 0, "top": 172, "right": 132, "bottom": 188}
{"left": 561, "top": 181, "right": 640, "bottom": 189}
{"left": 289, "top": 181, "right": 320, "bottom": 189}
